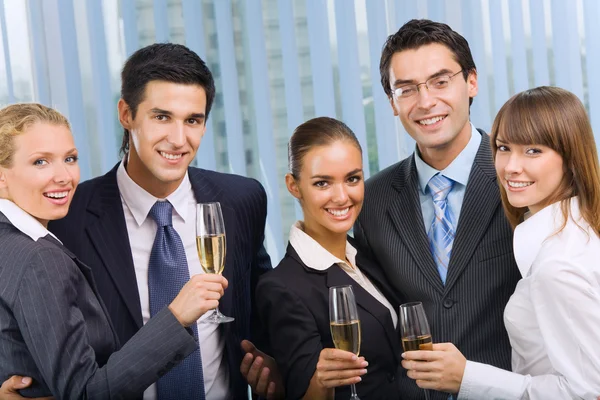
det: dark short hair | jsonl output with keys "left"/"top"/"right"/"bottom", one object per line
{"left": 120, "top": 43, "right": 216, "bottom": 155}
{"left": 380, "top": 19, "right": 476, "bottom": 105}
{"left": 288, "top": 117, "right": 362, "bottom": 179}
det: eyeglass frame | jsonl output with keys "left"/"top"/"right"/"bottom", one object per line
{"left": 391, "top": 69, "right": 466, "bottom": 101}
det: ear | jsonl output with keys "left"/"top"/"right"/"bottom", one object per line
{"left": 117, "top": 98, "right": 133, "bottom": 130}
{"left": 389, "top": 96, "right": 399, "bottom": 117}
{"left": 285, "top": 173, "right": 301, "bottom": 200}
{"left": 467, "top": 69, "right": 478, "bottom": 98}
{"left": 0, "top": 169, "right": 6, "bottom": 189}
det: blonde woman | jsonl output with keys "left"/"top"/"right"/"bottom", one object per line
{"left": 0, "top": 103, "right": 227, "bottom": 399}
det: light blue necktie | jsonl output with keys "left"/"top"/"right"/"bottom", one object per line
{"left": 148, "top": 201, "right": 205, "bottom": 400}
{"left": 427, "top": 174, "right": 455, "bottom": 284}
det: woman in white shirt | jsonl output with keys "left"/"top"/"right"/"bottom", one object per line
{"left": 401, "top": 86, "right": 600, "bottom": 399}
{"left": 256, "top": 117, "right": 404, "bottom": 399}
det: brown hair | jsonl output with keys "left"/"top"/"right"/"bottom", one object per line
{"left": 288, "top": 117, "right": 362, "bottom": 179}
{"left": 490, "top": 86, "right": 600, "bottom": 234}
{"left": 0, "top": 103, "right": 70, "bottom": 168}
{"left": 380, "top": 19, "right": 477, "bottom": 106}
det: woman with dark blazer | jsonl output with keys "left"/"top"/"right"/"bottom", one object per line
{"left": 0, "top": 103, "right": 228, "bottom": 399}
{"left": 257, "top": 117, "right": 403, "bottom": 399}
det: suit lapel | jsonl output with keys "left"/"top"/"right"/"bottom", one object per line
{"left": 325, "top": 263, "right": 400, "bottom": 364}
{"left": 188, "top": 168, "right": 236, "bottom": 318}
{"left": 445, "top": 132, "right": 500, "bottom": 291}
{"left": 40, "top": 234, "right": 120, "bottom": 345}
{"left": 388, "top": 157, "right": 444, "bottom": 294}
{"left": 353, "top": 243, "right": 403, "bottom": 308}
{"left": 86, "top": 165, "right": 143, "bottom": 328}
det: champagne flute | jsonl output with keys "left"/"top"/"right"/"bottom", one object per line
{"left": 329, "top": 285, "right": 361, "bottom": 400}
{"left": 196, "top": 202, "right": 234, "bottom": 324}
{"left": 399, "top": 302, "right": 432, "bottom": 400}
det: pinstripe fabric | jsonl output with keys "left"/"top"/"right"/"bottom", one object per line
{"left": 0, "top": 213, "right": 198, "bottom": 399}
{"left": 47, "top": 163, "right": 272, "bottom": 399}
{"left": 354, "top": 131, "right": 521, "bottom": 400}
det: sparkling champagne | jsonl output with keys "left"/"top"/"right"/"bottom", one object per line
{"left": 401, "top": 334, "right": 433, "bottom": 351}
{"left": 330, "top": 320, "right": 361, "bottom": 355}
{"left": 196, "top": 234, "right": 226, "bottom": 275}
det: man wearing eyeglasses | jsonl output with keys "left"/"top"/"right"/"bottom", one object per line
{"left": 354, "top": 19, "right": 521, "bottom": 400}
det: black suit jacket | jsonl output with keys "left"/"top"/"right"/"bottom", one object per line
{"left": 48, "top": 163, "right": 272, "bottom": 399}
{"left": 257, "top": 239, "right": 404, "bottom": 400}
{"left": 354, "top": 131, "right": 521, "bottom": 400}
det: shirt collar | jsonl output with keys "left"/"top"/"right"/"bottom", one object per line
{"left": 289, "top": 221, "right": 357, "bottom": 270}
{"left": 116, "top": 158, "right": 192, "bottom": 226}
{"left": 414, "top": 123, "right": 481, "bottom": 194}
{"left": 513, "top": 198, "right": 581, "bottom": 277}
{"left": 0, "top": 198, "right": 62, "bottom": 243}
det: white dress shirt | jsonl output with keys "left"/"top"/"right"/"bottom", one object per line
{"left": 458, "top": 199, "right": 600, "bottom": 399}
{"left": 0, "top": 198, "right": 60, "bottom": 242}
{"left": 116, "top": 161, "right": 229, "bottom": 400}
{"left": 289, "top": 221, "right": 398, "bottom": 327}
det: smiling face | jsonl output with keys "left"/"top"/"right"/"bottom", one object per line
{"left": 118, "top": 80, "right": 207, "bottom": 198}
{"left": 286, "top": 140, "right": 364, "bottom": 242}
{"left": 0, "top": 122, "right": 80, "bottom": 227}
{"left": 388, "top": 43, "right": 478, "bottom": 169}
{"left": 494, "top": 139, "right": 565, "bottom": 214}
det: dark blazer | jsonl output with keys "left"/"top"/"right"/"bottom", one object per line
{"left": 48, "top": 163, "right": 272, "bottom": 399}
{"left": 257, "top": 239, "right": 404, "bottom": 400}
{"left": 0, "top": 212, "right": 197, "bottom": 399}
{"left": 354, "top": 131, "right": 521, "bottom": 400}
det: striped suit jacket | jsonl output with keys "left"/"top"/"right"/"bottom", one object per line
{"left": 354, "top": 130, "right": 521, "bottom": 400}
{"left": 48, "top": 163, "right": 272, "bottom": 399}
{"left": 0, "top": 212, "right": 198, "bottom": 399}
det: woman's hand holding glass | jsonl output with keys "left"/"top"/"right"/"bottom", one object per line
{"left": 313, "top": 348, "right": 368, "bottom": 390}
{"left": 167, "top": 274, "right": 228, "bottom": 327}
{"left": 401, "top": 342, "right": 467, "bottom": 394}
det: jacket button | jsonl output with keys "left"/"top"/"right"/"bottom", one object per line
{"left": 443, "top": 299, "right": 454, "bottom": 309}
{"left": 174, "top": 353, "right": 184, "bottom": 361}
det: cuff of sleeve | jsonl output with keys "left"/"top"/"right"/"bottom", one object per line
{"left": 458, "top": 360, "right": 527, "bottom": 400}
{"left": 142, "top": 307, "right": 199, "bottom": 354}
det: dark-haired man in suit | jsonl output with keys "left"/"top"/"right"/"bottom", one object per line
{"left": 354, "top": 19, "right": 521, "bottom": 400}
{"left": 1, "top": 43, "right": 281, "bottom": 400}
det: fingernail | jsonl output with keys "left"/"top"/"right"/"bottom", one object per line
{"left": 401, "top": 352, "right": 406, "bottom": 358}
{"left": 356, "top": 377, "right": 362, "bottom": 382}
{"left": 361, "top": 361, "right": 368, "bottom": 367}
{"left": 361, "top": 369, "right": 368, "bottom": 374}
{"left": 21, "top": 377, "right": 31, "bottom": 384}
{"left": 351, "top": 355, "right": 358, "bottom": 361}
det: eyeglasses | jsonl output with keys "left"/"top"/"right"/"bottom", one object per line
{"left": 392, "top": 70, "right": 465, "bottom": 100}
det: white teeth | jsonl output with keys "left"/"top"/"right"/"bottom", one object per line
{"left": 418, "top": 116, "right": 445, "bottom": 126}
{"left": 160, "top": 151, "right": 183, "bottom": 160}
{"left": 507, "top": 181, "right": 533, "bottom": 188}
{"left": 327, "top": 207, "right": 349, "bottom": 217}
{"left": 45, "top": 191, "right": 68, "bottom": 199}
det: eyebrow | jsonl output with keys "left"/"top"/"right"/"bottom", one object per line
{"left": 150, "top": 108, "right": 205, "bottom": 119}
{"left": 495, "top": 138, "right": 507, "bottom": 143}
{"left": 28, "top": 148, "right": 78, "bottom": 158}
{"left": 392, "top": 68, "right": 455, "bottom": 87}
{"left": 310, "top": 168, "right": 363, "bottom": 180}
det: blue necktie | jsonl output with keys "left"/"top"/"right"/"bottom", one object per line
{"left": 427, "top": 174, "right": 455, "bottom": 284}
{"left": 148, "top": 201, "right": 205, "bottom": 400}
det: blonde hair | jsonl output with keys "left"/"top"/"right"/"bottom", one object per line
{"left": 490, "top": 86, "right": 600, "bottom": 234}
{"left": 0, "top": 103, "right": 70, "bottom": 168}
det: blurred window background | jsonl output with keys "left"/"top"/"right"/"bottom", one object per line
{"left": 0, "top": 0, "right": 598, "bottom": 261}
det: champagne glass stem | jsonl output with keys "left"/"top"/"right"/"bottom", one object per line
{"left": 350, "top": 383, "right": 360, "bottom": 399}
